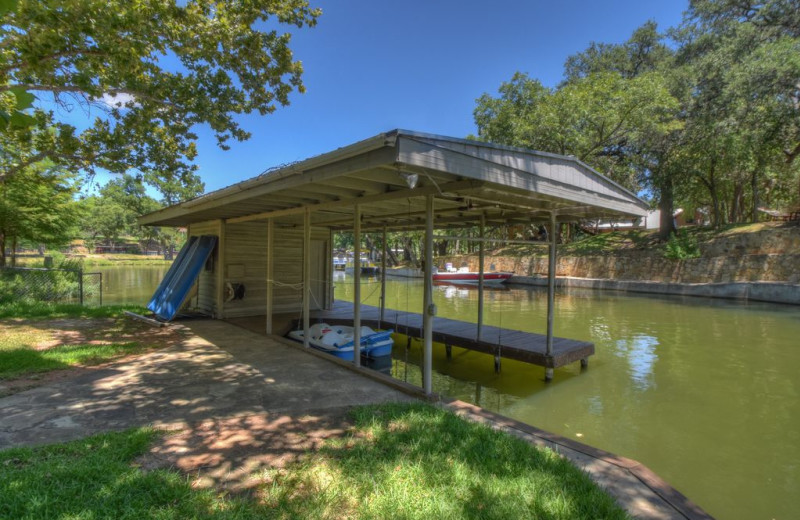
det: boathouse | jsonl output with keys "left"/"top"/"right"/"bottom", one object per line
{"left": 139, "top": 129, "right": 648, "bottom": 393}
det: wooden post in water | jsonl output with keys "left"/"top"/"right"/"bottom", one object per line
{"left": 266, "top": 218, "right": 274, "bottom": 335}
{"left": 380, "top": 224, "right": 387, "bottom": 323}
{"left": 303, "top": 208, "right": 311, "bottom": 348}
{"left": 478, "top": 213, "right": 485, "bottom": 342}
{"left": 545, "top": 211, "right": 557, "bottom": 382}
{"left": 422, "top": 194, "right": 434, "bottom": 395}
{"left": 353, "top": 204, "right": 362, "bottom": 366}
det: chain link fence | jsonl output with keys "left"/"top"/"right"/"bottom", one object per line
{"left": 0, "top": 267, "right": 103, "bottom": 306}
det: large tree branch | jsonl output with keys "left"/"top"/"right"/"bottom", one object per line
{"left": 1, "top": 49, "right": 109, "bottom": 76}
{"left": 0, "top": 150, "right": 93, "bottom": 183}
{"left": 784, "top": 141, "right": 800, "bottom": 164}
{"left": 2, "top": 83, "right": 179, "bottom": 110}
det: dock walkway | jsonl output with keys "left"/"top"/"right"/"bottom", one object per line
{"left": 309, "top": 301, "right": 594, "bottom": 373}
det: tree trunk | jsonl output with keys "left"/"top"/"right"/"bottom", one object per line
{"left": 658, "top": 176, "right": 676, "bottom": 240}
{"left": 730, "top": 181, "right": 743, "bottom": 223}
{"left": 0, "top": 231, "right": 6, "bottom": 267}
{"left": 401, "top": 236, "right": 419, "bottom": 267}
{"left": 751, "top": 167, "right": 760, "bottom": 223}
{"left": 10, "top": 235, "right": 17, "bottom": 267}
{"left": 385, "top": 245, "right": 399, "bottom": 267}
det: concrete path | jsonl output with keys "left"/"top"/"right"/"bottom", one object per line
{"left": 0, "top": 319, "right": 411, "bottom": 451}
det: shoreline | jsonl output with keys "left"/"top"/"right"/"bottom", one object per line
{"left": 380, "top": 268, "right": 800, "bottom": 305}
{"left": 508, "top": 275, "right": 800, "bottom": 305}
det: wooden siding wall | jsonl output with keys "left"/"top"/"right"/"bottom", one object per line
{"left": 222, "top": 221, "right": 330, "bottom": 318}
{"left": 187, "top": 220, "right": 220, "bottom": 316}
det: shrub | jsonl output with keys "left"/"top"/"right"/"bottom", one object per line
{"left": 664, "top": 230, "right": 701, "bottom": 260}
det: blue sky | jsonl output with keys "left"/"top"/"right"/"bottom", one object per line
{"left": 109, "top": 0, "right": 689, "bottom": 194}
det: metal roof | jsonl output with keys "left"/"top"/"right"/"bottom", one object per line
{"left": 139, "top": 129, "right": 649, "bottom": 229}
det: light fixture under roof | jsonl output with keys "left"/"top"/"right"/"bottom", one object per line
{"left": 399, "top": 172, "right": 418, "bottom": 189}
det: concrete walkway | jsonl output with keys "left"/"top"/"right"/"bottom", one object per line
{"left": 0, "top": 319, "right": 410, "bottom": 451}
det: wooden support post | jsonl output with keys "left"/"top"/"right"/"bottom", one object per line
{"left": 380, "top": 224, "right": 387, "bottom": 323}
{"left": 445, "top": 344, "right": 452, "bottom": 359}
{"left": 477, "top": 213, "right": 485, "bottom": 341}
{"left": 422, "top": 194, "right": 434, "bottom": 395}
{"left": 215, "top": 219, "right": 226, "bottom": 319}
{"left": 303, "top": 208, "right": 311, "bottom": 348}
{"left": 266, "top": 218, "right": 274, "bottom": 335}
{"left": 353, "top": 204, "right": 362, "bottom": 366}
{"left": 545, "top": 211, "right": 557, "bottom": 382}
{"left": 581, "top": 357, "right": 589, "bottom": 368}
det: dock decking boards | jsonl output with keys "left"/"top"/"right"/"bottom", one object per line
{"left": 308, "top": 301, "right": 594, "bottom": 370}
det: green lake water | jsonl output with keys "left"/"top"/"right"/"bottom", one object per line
{"left": 92, "top": 265, "right": 170, "bottom": 306}
{"left": 101, "top": 266, "right": 799, "bottom": 519}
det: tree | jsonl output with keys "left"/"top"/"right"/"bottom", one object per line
{"left": 79, "top": 175, "right": 179, "bottom": 255}
{"left": 0, "top": 0, "right": 320, "bottom": 198}
{"left": 473, "top": 70, "right": 679, "bottom": 192}
{"left": 0, "top": 163, "right": 80, "bottom": 266}
{"left": 674, "top": 0, "right": 800, "bottom": 221}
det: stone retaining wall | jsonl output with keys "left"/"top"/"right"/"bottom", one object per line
{"left": 439, "top": 226, "right": 800, "bottom": 285}
{"left": 440, "top": 253, "right": 800, "bottom": 284}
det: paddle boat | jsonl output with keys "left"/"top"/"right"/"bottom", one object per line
{"left": 287, "top": 323, "right": 394, "bottom": 360}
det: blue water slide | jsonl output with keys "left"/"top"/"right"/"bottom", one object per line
{"left": 147, "top": 235, "right": 217, "bottom": 321}
{"left": 146, "top": 236, "right": 197, "bottom": 312}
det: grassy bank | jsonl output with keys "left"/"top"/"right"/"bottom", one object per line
{"left": 0, "top": 403, "right": 628, "bottom": 519}
{"left": 12, "top": 253, "right": 173, "bottom": 268}
{"left": 0, "top": 303, "right": 174, "bottom": 387}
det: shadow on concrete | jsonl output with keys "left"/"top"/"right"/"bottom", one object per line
{"left": 0, "top": 320, "right": 410, "bottom": 450}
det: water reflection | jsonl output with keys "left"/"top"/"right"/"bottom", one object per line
{"left": 613, "top": 334, "right": 659, "bottom": 391}
{"left": 335, "top": 275, "right": 800, "bottom": 520}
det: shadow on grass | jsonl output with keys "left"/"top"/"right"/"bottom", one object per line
{"left": 0, "top": 343, "right": 145, "bottom": 380}
{"left": 262, "top": 403, "right": 629, "bottom": 519}
{"left": 0, "top": 429, "right": 257, "bottom": 520}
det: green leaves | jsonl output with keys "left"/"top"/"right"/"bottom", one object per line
{"left": 0, "top": 0, "right": 17, "bottom": 17}
{"left": 0, "top": 0, "right": 319, "bottom": 198}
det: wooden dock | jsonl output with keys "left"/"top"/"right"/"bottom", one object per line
{"left": 308, "top": 301, "right": 594, "bottom": 372}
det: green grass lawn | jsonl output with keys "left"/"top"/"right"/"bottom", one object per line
{"left": 261, "top": 403, "right": 628, "bottom": 519}
{"left": 0, "top": 403, "right": 629, "bottom": 519}
{"left": 0, "top": 303, "right": 157, "bottom": 380}
{"left": 0, "top": 429, "right": 255, "bottom": 520}
{"left": 0, "top": 301, "right": 146, "bottom": 320}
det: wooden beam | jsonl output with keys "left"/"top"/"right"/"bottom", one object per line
{"left": 478, "top": 213, "right": 485, "bottom": 342}
{"left": 545, "top": 211, "right": 557, "bottom": 382}
{"left": 380, "top": 225, "right": 387, "bottom": 322}
{"left": 303, "top": 208, "right": 311, "bottom": 348}
{"left": 423, "top": 194, "right": 434, "bottom": 395}
{"left": 226, "top": 180, "right": 483, "bottom": 224}
{"left": 141, "top": 145, "right": 397, "bottom": 226}
{"left": 215, "top": 219, "right": 226, "bottom": 319}
{"left": 266, "top": 218, "right": 274, "bottom": 335}
{"left": 353, "top": 204, "right": 362, "bottom": 366}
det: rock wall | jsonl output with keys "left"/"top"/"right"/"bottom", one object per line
{"left": 438, "top": 227, "right": 800, "bottom": 284}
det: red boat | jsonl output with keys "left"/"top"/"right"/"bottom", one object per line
{"left": 432, "top": 270, "right": 514, "bottom": 284}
